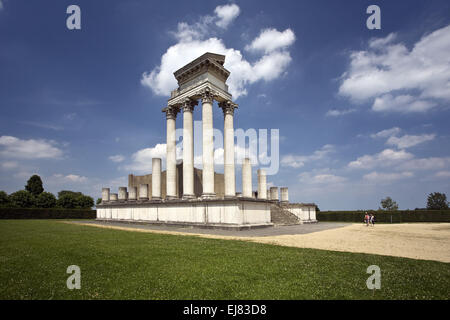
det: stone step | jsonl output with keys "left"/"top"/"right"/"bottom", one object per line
{"left": 270, "top": 204, "right": 301, "bottom": 225}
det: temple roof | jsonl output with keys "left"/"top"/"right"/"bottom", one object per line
{"left": 173, "top": 52, "right": 230, "bottom": 86}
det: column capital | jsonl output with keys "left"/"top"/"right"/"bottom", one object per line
{"left": 181, "top": 98, "right": 197, "bottom": 113}
{"left": 163, "top": 106, "right": 180, "bottom": 120}
{"left": 219, "top": 100, "right": 238, "bottom": 116}
{"left": 200, "top": 88, "right": 216, "bottom": 104}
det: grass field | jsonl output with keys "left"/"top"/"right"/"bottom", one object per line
{"left": 0, "top": 220, "right": 448, "bottom": 300}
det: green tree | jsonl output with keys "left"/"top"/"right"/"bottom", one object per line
{"left": 58, "top": 190, "right": 83, "bottom": 198}
{"left": 427, "top": 192, "right": 449, "bottom": 210}
{"left": 25, "top": 175, "right": 44, "bottom": 196}
{"left": 57, "top": 194, "right": 78, "bottom": 209}
{"left": 9, "top": 190, "right": 35, "bottom": 208}
{"left": 380, "top": 196, "right": 399, "bottom": 211}
{"left": 35, "top": 192, "right": 57, "bottom": 208}
{"left": 0, "top": 191, "right": 10, "bottom": 207}
{"left": 96, "top": 198, "right": 102, "bottom": 205}
{"left": 57, "top": 191, "right": 94, "bottom": 209}
{"left": 77, "top": 195, "right": 94, "bottom": 209}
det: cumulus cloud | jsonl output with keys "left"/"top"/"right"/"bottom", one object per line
{"left": 0, "top": 136, "right": 63, "bottom": 159}
{"left": 325, "top": 108, "right": 356, "bottom": 117}
{"left": 348, "top": 148, "right": 414, "bottom": 169}
{"left": 245, "top": 28, "right": 296, "bottom": 54}
{"left": 282, "top": 145, "right": 335, "bottom": 168}
{"left": 1, "top": 161, "right": 18, "bottom": 169}
{"left": 372, "top": 94, "right": 436, "bottom": 113}
{"left": 397, "top": 157, "right": 450, "bottom": 171}
{"left": 299, "top": 172, "right": 347, "bottom": 184}
{"left": 339, "top": 25, "right": 450, "bottom": 112}
{"left": 214, "top": 4, "right": 240, "bottom": 29}
{"left": 370, "top": 127, "right": 401, "bottom": 139}
{"left": 109, "top": 154, "right": 125, "bottom": 163}
{"left": 386, "top": 134, "right": 435, "bottom": 149}
{"left": 435, "top": 171, "right": 450, "bottom": 178}
{"left": 51, "top": 174, "right": 88, "bottom": 183}
{"left": 363, "top": 171, "right": 414, "bottom": 183}
{"left": 141, "top": 4, "right": 295, "bottom": 99}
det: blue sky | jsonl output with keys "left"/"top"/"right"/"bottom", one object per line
{"left": 0, "top": 0, "right": 449, "bottom": 210}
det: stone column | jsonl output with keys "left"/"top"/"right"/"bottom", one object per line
{"left": 270, "top": 187, "right": 279, "bottom": 202}
{"left": 242, "top": 157, "right": 252, "bottom": 198}
{"left": 152, "top": 158, "right": 162, "bottom": 200}
{"left": 118, "top": 187, "right": 128, "bottom": 202}
{"left": 257, "top": 169, "right": 267, "bottom": 199}
{"left": 280, "top": 187, "right": 289, "bottom": 203}
{"left": 102, "top": 188, "right": 110, "bottom": 202}
{"left": 220, "top": 101, "right": 237, "bottom": 198}
{"left": 110, "top": 193, "right": 118, "bottom": 202}
{"left": 267, "top": 189, "right": 271, "bottom": 200}
{"left": 201, "top": 89, "right": 215, "bottom": 198}
{"left": 128, "top": 187, "right": 137, "bottom": 201}
{"left": 182, "top": 99, "right": 196, "bottom": 199}
{"left": 164, "top": 106, "right": 179, "bottom": 200}
{"left": 139, "top": 184, "right": 149, "bottom": 200}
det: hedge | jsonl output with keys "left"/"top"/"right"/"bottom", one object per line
{"left": 317, "top": 210, "right": 450, "bottom": 223}
{"left": 0, "top": 208, "right": 96, "bottom": 219}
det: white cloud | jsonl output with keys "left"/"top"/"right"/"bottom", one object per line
{"left": 214, "top": 4, "right": 240, "bottom": 29}
{"left": 370, "top": 127, "right": 401, "bottom": 139}
{"left": 363, "top": 171, "right": 414, "bottom": 183}
{"left": 51, "top": 174, "right": 88, "bottom": 183}
{"left": 141, "top": 5, "right": 295, "bottom": 99}
{"left": 435, "top": 171, "right": 450, "bottom": 178}
{"left": 0, "top": 136, "right": 63, "bottom": 159}
{"left": 339, "top": 25, "right": 450, "bottom": 112}
{"left": 372, "top": 94, "right": 436, "bottom": 113}
{"left": 325, "top": 108, "right": 356, "bottom": 117}
{"left": 125, "top": 143, "right": 167, "bottom": 173}
{"left": 1, "top": 161, "right": 18, "bottom": 169}
{"left": 282, "top": 145, "right": 335, "bottom": 168}
{"left": 386, "top": 134, "right": 435, "bottom": 149}
{"left": 299, "top": 172, "right": 347, "bottom": 184}
{"left": 109, "top": 154, "right": 125, "bottom": 163}
{"left": 245, "top": 28, "right": 296, "bottom": 54}
{"left": 397, "top": 157, "right": 450, "bottom": 171}
{"left": 348, "top": 148, "right": 414, "bottom": 169}
{"left": 0, "top": 1, "right": 3, "bottom": 10}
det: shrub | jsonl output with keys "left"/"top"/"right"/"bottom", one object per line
{"left": 8, "top": 190, "right": 35, "bottom": 208}
{"left": 35, "top": 192, "right": 57, "bottom": 208}
{"left": 25, "top": 175, "right": 44, "bottom": 196}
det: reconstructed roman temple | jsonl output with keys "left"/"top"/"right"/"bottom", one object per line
{"left": 97, "top": 53, "right": 317, "bottom": 229}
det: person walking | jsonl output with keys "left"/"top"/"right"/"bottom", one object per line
{"left": 364, "top": 212, "right": 369, "bottom": 226}
{"left": 370, "top": 213, "right": 375, "bottom": 227}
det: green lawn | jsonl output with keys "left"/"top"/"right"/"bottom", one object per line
{"left": 0, "top": 220, "right": 448, "bottom": 300}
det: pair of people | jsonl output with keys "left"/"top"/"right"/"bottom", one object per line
{"left": 364, "top": 212, "right": 375, "bottom": 226}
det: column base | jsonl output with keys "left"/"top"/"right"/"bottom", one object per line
{"left": 139, "top": 197, "right": 149, "bottom": 201}
{"left": 166, "top": 195, "right": 178, "bottom": 201}
{"left": 182, "top": 194, "right": 196, "bottom": 200}
{"left": 201, "top": 193, "right": 216, "bottom": 199}
{"left": 151, "top": 197, "right": 161, "bottom": 201}
{"left": 224, "top": 195, "right": 237, "bottom": 199}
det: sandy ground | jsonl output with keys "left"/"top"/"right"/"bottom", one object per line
{"left": 67, "top": 222, "right": 450, "bottom": 263}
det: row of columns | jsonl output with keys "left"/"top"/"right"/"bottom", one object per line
{"left": 164, "top": 89, "right": 238, "bottom": 200}
{"left": 101, "top": 162, "right": 288, "bottom": 202}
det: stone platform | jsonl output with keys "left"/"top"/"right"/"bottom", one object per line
{"left": 96, "top": 198, "right": 273, "bottom": 230}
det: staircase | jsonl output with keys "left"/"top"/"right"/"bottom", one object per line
{"left": 270, "top": 203, "right": 301, "bottom": 225}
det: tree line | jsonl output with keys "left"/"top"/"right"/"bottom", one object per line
{"left": 0, "top": 175, "right": 94, "bottom": 209}
{"left": 379, "top": 192, "right": 449, "bottom": 211}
